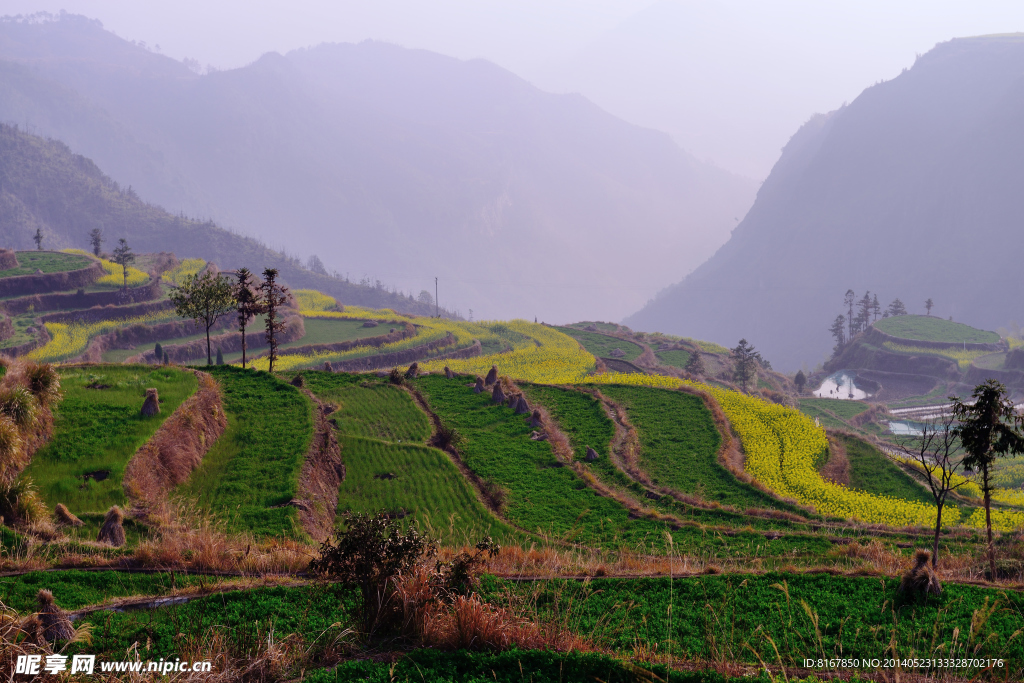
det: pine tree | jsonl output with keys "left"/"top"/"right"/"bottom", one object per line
{"left": 259, "top": 268, "right": 289, "bottom": 373}
{"left": 234, "top": 267, "right": 264, "bottom": 369}
{"left": 111, "top": 239, "right": 135, "bottom": 290}
{"left": 33, "top": 228, "right": 43, "bottom": 250}
{"left": 829, "top": 315, "right": 847, "bottom": 354}
{"left": 154, "top": 342, "right": 163, "bottom": 361}
{"left": 794, "top": 370, "right": 807, "bottom": 394}
{"left": 731, "top": 339, "right": 762, "bottom": 393}
{"left": 844, "top": 289, "right": 855, "bottom": 340}
{"left": 88, "top": 228, "right": 104, "bottom": 256}
{"left": 887, "top": 298, "right": 908, "bottom": 316}
{"left": 872, "top": 294, "right": 881, "bottom": 322}
{"left": 925, "top": 298, "right": 934, "bottom": 315}
{"left": 684, "top": 349, "right": 706, "bottom": 377}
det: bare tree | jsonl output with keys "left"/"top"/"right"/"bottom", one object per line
{"left": 892, "top": 411, "right": 966, "bottom": 568}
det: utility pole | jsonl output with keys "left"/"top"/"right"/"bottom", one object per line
{"left": 434, "top": 277, "right": 438, "bottom": 318}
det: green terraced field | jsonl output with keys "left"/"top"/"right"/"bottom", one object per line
{"left": 483, "top": 573, "right": 1024, "bottom": 670}
{"left": 875, "top": 315, "right": 1000, "bottom": 344}
{"left": 0, "top": 251, "right": 91, "bottom": 278}
{"left": 304, "top": 372, "right": 522, "bottom": 545}
{"left": 839, "top": 433, "right": 935, "bottom": 506}
{"left": 598, "top": 385, "right": 793, "bottom": 512}
{"left": 175, "top": 367, "right": 313, "bottom": 537}
{"left": 799, "top": 397, "right": 870, "bottom": 420}
{"left": 654, "top": 348, "right": 691, "bottom": 369}
{"left": 21, "top": 366, "right": 198, "bottom": 514}
{"left": 554, "top": 327, "right": 643, "bottom": 361}
{"left": 0, "top": 570, "right": 210, "bottom": 613}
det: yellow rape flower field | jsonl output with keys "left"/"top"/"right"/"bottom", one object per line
{"left": 882, "top": 340, "right": 989, "bottom": 370}
{"left": 29, "top": 310, "right": 180, "bottom": 363}
{"left": 63, "top": 248, "right": 149, "bottom": 287}
{"left": 161, "top": 257, "right": 206, "bottom": 285}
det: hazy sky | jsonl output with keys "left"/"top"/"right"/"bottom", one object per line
{"left": 7, "top": 1, "right": 1024, "bottom": 177}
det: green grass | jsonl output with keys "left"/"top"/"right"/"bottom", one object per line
{"left": 0, "top": 313, "right": 43, "bottom": 350}
{"left": 481, "top": 573, "right": 1024, "bottom": 671}
{"left": 598, "top": 386, "right": 795, "bottom": 512}
{"left": 875, "top": 315, "right": 1000, "bottom": 344}
{"left": 839, "top": 434, "right": 935, "bottom": 505}
{"left": 798, "top": 398, "right": 871, "bottom": 432}
{"left": 554, "top": 327, "right": 643, "bottom": 361}
{"left": 565, "top": 321, "right": 621, "bottom": 333}
{"left": 221, "top": 318, "right": 390, "bottom": 364}
{"left": 654, "top": 348, "right": 691, "bottom": 369}
{"left": 0, "top": 251, "right": 91, "bottom": 278}
{"left": 174, "top": 366, "right": 313, "bottom": 537}
{"left": 0, "top": 570, "right": 211, "bottom": 613}
{"left": 413, "top": 376, "right": 830, "bottom": 557}
{"left": 21, "top": 366, "right": 198, "bottom": 514}
{"left": 100, "top": 330, "right": 211, "bottom": 363}
{"left": 302, "top": 372, "right": 522, "bottom": 545}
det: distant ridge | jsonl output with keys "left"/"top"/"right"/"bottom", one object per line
{"left": 626, "top": 35, "right": 1024, "bottom": 370}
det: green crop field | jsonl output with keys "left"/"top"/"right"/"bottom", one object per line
{"left": 221, "top": 318, "right": 389, "bottom": 364}
{"left": 175, "top": 367, "right": 313, "bottom": 537}
{"left": 654, "top": 348, "right": 691, "bottom": 369}
{"left": 0, "top": 570, "right": 211, "bottom": 613}
{"left": 21, "top": 366, "right": 197, "bottom": 514}
{"left": 598, "top": 386, "right": 792, "bottom": 512}
{"left": 483, "top": 573, "right": 1024, "bottom": 669}
{"left": 875, "top": 315, "right": 1000, "bottom": 344}
{"left": 800, "top": 397, "right": 870, "bottom": 420}
{"left": 0, "top": 251, "right": 91, "bottom": 278}
{"left": 564, "top": 321, "right": 621, "bottom": 333}
{"left": 302, "top": 372, "right": 522, "bottom": 544}
{"left": 839, "top": 434, "right": 935, "bottom": 505}
{"left": 554, "top": 327, "right": 643, "bottom": 360}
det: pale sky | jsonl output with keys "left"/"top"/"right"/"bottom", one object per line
{"left": 6, "top": 0, "right": 1024, "bottom": 177}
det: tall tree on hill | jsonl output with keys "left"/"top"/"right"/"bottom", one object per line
{"left": 111, "top": 238, "right": 135, "bottom": 290}
{"left": 794, "top": 370, "right": 806, "bottom": 394}
{"left": 260, "top": 268, "right": 289, "bottom": 373}
{"left": 892, "top": 411, "right": 967, "bottom": 569}
{"left": 829, "top": 315, "right": 847, "bottom": 354}
{"left": 170, "top": 271, "right": 236, "bottom": 365}
{"left": 844, "top": 289, "right": 856, "bottom": 340}
{"left": 731, "top": 338, "right": 762, "bottom": 393}
{"left": 855, "top": 291, "right": 873, "bottom": 334}
{"left": 684, "top": 349, "right": 706, "bottom": 377}
{"left": 925, "top": 298, "right": 934, "bottom": 315}
{"left": 887, "top": 298, "right": 908, "bottom": 316}
{"left": 952, "top": 380, "right": 1024, "bottom": 582}
{"left": 233, "top": 267, "right": 264, "bottom": 369}
{"left": 88, "top": 228, "right": 103, "bottom": 257}
{"left": 32, "top": 228, "right": 43, "bottom": 251}
{"left": 872, "top": 294, "right": 881, "bottom": 322}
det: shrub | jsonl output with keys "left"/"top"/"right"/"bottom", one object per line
{"left": 434, "top": 537, "right": 500, "bottom": 600}
{"left": 388, "top": 367, "right": 405, "bottom": 386}
{"left": 24, "top": 362, "right": 60, "bottom": 406}
{"left": 0, "top": 477, "right": 47, "bottom": 525}
{"left": 309, "top": 511, "right": 435, "bottom": 637}
{"left": 0, "top": 387, "right": 37, "bottom": 428}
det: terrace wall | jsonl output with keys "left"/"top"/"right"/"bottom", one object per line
{"left": 866, "top": 326, "right": 1003, "bottom": 352}
{"left": 1, "top": 278, "right": 163, "bottom": 315}
{"left": 0, "top": 259, "right": 103, "bottom": 297}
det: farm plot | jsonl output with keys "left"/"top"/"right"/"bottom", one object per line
{"left": 838, "top": 433, "right": 935, "bottom": 506}
{"left": 302, "top": 372, "right": 521, "bottom": 545}
{"left": 875, "top": 314, "right": 1000, "bottom": 344}
{"left": 486, "top": 573, "right": 1024, "bottom": 672}
{"left": 598, "top": 385, "right": 789, "bottom": 512}
{"left": 654, "top": 349, "right": 690, "bottom": 369}
{"left": 21, "top": 366, "right": 197, "bottom": 515}
{"left": 175, "top": 367, "right": 313, "bottom": 537}
{"left": 555, "top": 327, "right": 643, "bottom": 361}
{"left": 413, "top": 376, "right": 830, "bottom": 557}
{"left": 0, "top": 251, "right": 91, "bottom": 278}
{"left": 0, "top": 570, "right": 210, "bottom": 613}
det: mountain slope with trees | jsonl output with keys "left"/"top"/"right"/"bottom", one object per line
{"left": 0, "top": 12, "right": 755, "bottom": 322}
{"left": 626, "top": 35, "right": 1024, "bottom": 370}
{"left": 0, "top": 123, "right": 440, "bottom": 315}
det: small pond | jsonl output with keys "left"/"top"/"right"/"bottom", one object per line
{"left": 813, "top": 370, "right": 872, "bottom": 400}
{"left": 888, "top": 420, "right": 927, "bottom": 436}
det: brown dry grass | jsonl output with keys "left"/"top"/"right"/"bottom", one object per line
{"left": 294, "top": 390, "right": 344, "bottom": 542}
{"left": 122, "top": 371, "right": 227, "bottom": 521}
{"left": 822, "top": 433, "right": 852, "bottom": 485}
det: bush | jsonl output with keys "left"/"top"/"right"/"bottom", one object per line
{"left": 24, "top": 363, "right": 60, "bottom": 406}
{"left": 309, "top": 511, "right": 435, "bottom": 637}
{"left": 0, "top": 477, "right": 47, "bottom": 526}
{"left": 0, "top": 387, "right": 37, "bottom": 428}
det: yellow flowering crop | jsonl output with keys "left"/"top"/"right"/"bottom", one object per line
{"left": 29, "top": 310, "right": 180, "bottom": 363}
{"left": 882, "top": 341, "right": 988, "bottom": 370}
{"left": 162, "top": 258, "right": 206, "bottom": 285}
{"left": 63, "top": 248, "right": 149, "bottom": 287}
{"left": 293, "top": 289, "right": 338, "bottom": 312}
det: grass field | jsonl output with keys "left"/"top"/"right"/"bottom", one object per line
{"left": 555, "top": 327, "right": 643, "bottom": 361}
{"left": 598, "top": 386, "right": 792, "bottom": 512}
{"left": 564, "top": 321, "right": 621, "bottom": 333}
{"left": 222, "top": 318, "right": 389, "bottom": 364}
{"left": 654, "top": 349, "right": 691, "bottom": 369}
{"left": 175, "top": 367, "right": 313, "bottom": 537}
{"left": 302, "top": 372, "right": 522, "bottom": 544}
{"left": 839, "top": 433, "right": 935, "bottom": 505}
{"left": 875, "top": 315, "right": 1000, "bottom": 344}
{"left": 0, "top": 251, "right": 91, "bottom": 278}
{"left": 21, "top": 366, "right": 197, "bottom": 514}
{"left": 101, "top": 330, "right": 210, "bottom": 363}
{"left": 483, "top": 573, "right": 1024, "bottom": 669}
{"left": 0, "top": 570, "right": 210, "bottom": 613}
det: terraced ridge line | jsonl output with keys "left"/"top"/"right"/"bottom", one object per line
{"left": 122, "top": 370, "right": 227, "bottom": 518}
{"left": 294, "top": 388, "right": 345, "bottom": 541}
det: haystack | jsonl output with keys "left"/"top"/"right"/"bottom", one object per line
{"left": 514, "top": 395, "right": 530, "bottom": 415}
{"left": 36, "top": 590, "right": 74, "bottom": 643}
{"left": 473, "top": 377, "right": 485, "bottom": 394}
{"left": 610, "top": 348, "right": 625, "bottom": 358}
{"left": 484, "top": 365, "right": 498, "bottom": 386}
{"left": 491, "top": 383, "right": 506, "bottom": 405}
{"left": 898, "top": 550, "right": 942, "bottom": 598}
{"left": 291, "top": 374, "right": 305, "bottom": 388}
{"left": 405, "top": 362, "right": 419, "bottom": 379}
{"left": 529, "top": 410, "right": 543, "bottom": 428}
{"left": 585, "top": 447, "right": 599, "bottom": 462}
{"left": 97, "top": 506, "right": 126, "bottom": 547}
{"left": 141, "top": 388, "right": 160, "bottom": 416}
{"left": 362, "top": 320, "right": 379, "bottom": 328}
{"left": 0, "top": 249, "right": 18, "bottom": 270}
{"left": 529, "top": 430, "right": 547, "bottom": 441}
{"left": 324, "top": 361, "right": 333, "bottom": 372}
{"left": 444, "top": 366, "right": 454, "bottom": 379}
{"left": 55, "top": 503, "right": 83, "bottom": 527}
{"left": 584, "top": 325, "right": 598, "bottom": 332}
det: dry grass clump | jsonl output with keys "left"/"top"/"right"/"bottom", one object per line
{"left": 35, "top": 589, "right": 74, "bottom": 642}
{"left": 97, "top": 506, "right": 126, "bottom": 547}
{"left": 141, "top": 387, "right": 160, "bottom": 416}
{"left": 899, "top": 550, "right": 942, "bottom": 598}
{"left": 0, "top": 477, "right": 48, "bottom": 527}
{"left": 0, "top": 387, "right": 37, "bottom": 429}
{"left": 54, "top": 502, "right": 83, "bottom": 527}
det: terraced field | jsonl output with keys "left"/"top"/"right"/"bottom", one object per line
{"left": 654, "top": 348, "right": 691, "bottom": 368}
{"left": 555, "top": 326, "right": 643, "bottom": 361}
{"left": 175, "top": 367, "right": 313, "bottom": 537}
{"left": 21, "top": 365, "right": 197, "bottom": 514}
{"left": 875, "top": 314, "right": 1000, "bottom": 343}
{"left": 304, "top": 372, "right": 522, "bottom": 544}
{"left": 0, "top": 251, "right": 91, "bottom": 277}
